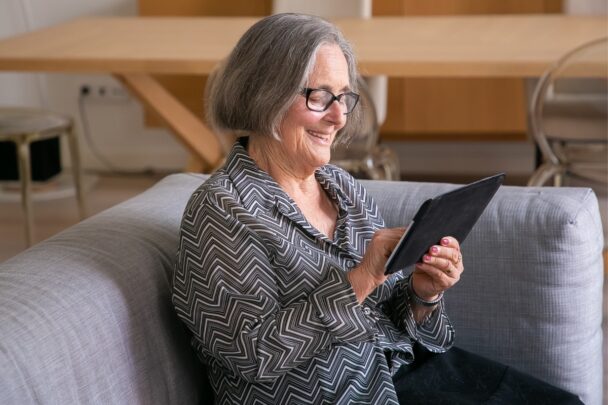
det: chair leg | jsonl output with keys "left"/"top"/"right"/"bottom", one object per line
{"left": 527, "top": 163, "right": 562, "bottom": 187}
{"left": 16, "top": 138, "right": 34, "bottom": 247}
{"left": 66, "top": 127, "right": 86, "bottom": 219}
{"left": 553, "top": 172, "right": 563, "bottom": 187}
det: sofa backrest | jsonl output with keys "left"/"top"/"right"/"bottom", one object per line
{"left": 361, "top": 178, "right": 604, "bottom": 405}
{"left": 0, "top": 173, "right": 603, "bottom": 404}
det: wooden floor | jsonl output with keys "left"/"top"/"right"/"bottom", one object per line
{"left": 0, "top": 173, "right": 606, "bottom": 403}
{"left": 0, "top": 173, "right": 163, "bottom": 262}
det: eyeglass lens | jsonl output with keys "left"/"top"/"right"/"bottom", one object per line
{"left": 306, "top": 89, "right": 359, "bottom": 114}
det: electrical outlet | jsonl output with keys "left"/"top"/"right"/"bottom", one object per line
{"left": 79, "top": 83, "right": 130, "bottom": 102}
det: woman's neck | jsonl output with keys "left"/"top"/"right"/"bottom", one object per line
{"left": 248, "top": 135, "right": 318, "bottom": 194}
{"left": 248, "top": 135, "right": 338, "bottom": 238}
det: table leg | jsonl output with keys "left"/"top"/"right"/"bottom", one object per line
{"left": 117, "top": 73, "right": 230, "bottom": 172}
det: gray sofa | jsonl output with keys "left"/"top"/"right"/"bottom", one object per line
{"left": 0, "top": 173, "right": 604, "bottom": 404}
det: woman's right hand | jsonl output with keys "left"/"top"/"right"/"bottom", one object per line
{"left": 347, "top": 227, "right": 405, "bottom": 303}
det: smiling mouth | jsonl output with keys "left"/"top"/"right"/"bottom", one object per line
{"left": 307, "top": 130, "right": 332, "bottom": 143}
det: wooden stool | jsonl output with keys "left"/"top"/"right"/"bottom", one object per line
{"left": 0, "top": 108, "right": 85, "bottom": 247}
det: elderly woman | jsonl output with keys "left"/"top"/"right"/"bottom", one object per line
{"left": 172, "top": 13, "right": 581, "bottom": 405}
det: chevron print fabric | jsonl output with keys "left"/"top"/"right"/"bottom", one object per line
{"left": 172, "top": 139, "right": 455, "bottom": 404}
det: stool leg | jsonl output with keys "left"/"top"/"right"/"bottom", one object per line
{"left": 66, "top": 126, "right": 86, "bottom": 219}
{"left": 16, "top": 138, "right": 34, "bottom": 247}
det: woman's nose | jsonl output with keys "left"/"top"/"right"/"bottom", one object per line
{"left": 324, "top": 99, "right": 347, "bottom": 126}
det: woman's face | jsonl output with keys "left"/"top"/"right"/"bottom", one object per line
{"left": 277, "top": 43, "right": 350, "bottom": 174}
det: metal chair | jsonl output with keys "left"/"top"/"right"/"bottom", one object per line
{"left": 331, "top": 76, "right": 400, "bottom": 180}
{"left": 0, "top": 107, "right": 86, "bottom": 246}
{"left": 527, "top": 37, "right": 608, "bottom": 191}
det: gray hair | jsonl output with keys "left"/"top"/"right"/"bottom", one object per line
{"left": 205, "top": 13, "right": 361, "bottom": 144}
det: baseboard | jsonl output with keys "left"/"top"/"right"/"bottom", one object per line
{"left": 399, "top": 173, "right": 529, "bottom": 187}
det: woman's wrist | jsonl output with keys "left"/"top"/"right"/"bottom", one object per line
{"left": 408, "top": 274, "right": 442, "bottom": 307}
{"left": 347, "top": 265, "right": 383, "bottom": 304}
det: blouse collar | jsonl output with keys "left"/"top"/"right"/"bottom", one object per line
{"left": 222, "top": 137, "right": 353, "bottom": 242}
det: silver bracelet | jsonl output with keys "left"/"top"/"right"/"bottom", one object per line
{"left": 408, "top": 277, "right": 443, "bottom": 307}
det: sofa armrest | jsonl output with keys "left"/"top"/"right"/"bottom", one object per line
{"left": 0, "top": 173, "right": 210, "bottom": 405}
{"left": 362, "top": 179, "right": 604, "bottom": 405}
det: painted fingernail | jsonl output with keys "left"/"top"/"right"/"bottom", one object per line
{"left": 431, "top": 246, "right": 439, "bottom": 254}
{"left": 441, "top": 238, "right": 450, "bottom": 246}
{"left": 424, "top": 255, "right": 432, "bottom": 262}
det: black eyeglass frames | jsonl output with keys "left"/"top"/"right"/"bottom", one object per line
{"left": 301, "top": 88, "right": 360, "bottom": 115}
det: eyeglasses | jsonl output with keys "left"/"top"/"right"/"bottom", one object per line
{"left": 301, "top": 88, "right": 360, "bottom": 115}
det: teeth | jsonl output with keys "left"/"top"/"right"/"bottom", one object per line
{"left": 308, "top": 130, "right": 329, "bottom": 139}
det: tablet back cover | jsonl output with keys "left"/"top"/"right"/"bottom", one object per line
{"left": 385, "top": 173, "right": 505, "bottom": 274}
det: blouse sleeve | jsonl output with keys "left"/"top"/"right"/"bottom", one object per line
{"left": 171, "top": 186, "right": 377, "bottom": 383}
{"left": 340, "top": 170, "right": 454, "bottom": 353}
{"left": 383, "top": 273, "right": 455, "bottom": 352}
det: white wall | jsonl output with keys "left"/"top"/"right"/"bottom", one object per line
{"left": 0, "top": 0, "right": 603, "bottom": 176}
{"left": 0, "top": 0, "right": 188, "bottom": 173}
{"left": 0, "top": 0, "right": 44, "bottom": 109}
{"left": 564, "top": 0, "right": 607, "bottom": 14}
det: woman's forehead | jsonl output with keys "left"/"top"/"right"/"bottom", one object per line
{"left": 308, "top": 44, "right": 350, "bottom": 90}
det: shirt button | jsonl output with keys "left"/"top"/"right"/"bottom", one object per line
{"left": 346, "top": 259, "right": 355, "bottom": 268}
{"left": 363, "top": 307, "right": 371, "bottom": 315}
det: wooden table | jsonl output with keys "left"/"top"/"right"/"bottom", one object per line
{"left": 0, "top": 15, "right": 604, "bottom": 170}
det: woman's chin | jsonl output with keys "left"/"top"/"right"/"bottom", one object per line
{"left": 314, "top": 150, "right": 332, "bottom": 167}
{"left": 301, "top": 155, "right": 331, "bottom": 171}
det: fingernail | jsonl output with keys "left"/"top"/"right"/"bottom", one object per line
{"left": 424, "top": 255, "right": 432, "bottom": 262}
{"left": 441, "top": 238, "right": 450, "bottom": 246}
{"left": 431, "top": 246, "right": 439, "bottom": 254}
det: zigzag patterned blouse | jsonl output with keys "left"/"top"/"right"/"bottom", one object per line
{"left": 172, "top": 138, "right": 454, "bottom": 404}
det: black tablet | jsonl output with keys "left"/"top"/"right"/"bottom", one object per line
{"left": 384, "top": 173, "right": 505, "bottom": 275}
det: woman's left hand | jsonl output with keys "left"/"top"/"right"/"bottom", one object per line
{"left": 410, "top": 236, "right": 463, "bottom": 301}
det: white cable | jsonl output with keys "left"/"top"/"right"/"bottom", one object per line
{"left": 77, "top": 93, "right": 164, "bottom": 177}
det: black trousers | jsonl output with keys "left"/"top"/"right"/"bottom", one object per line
{"left": 392, "top": 346, "right": 583, "bottom": 405}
